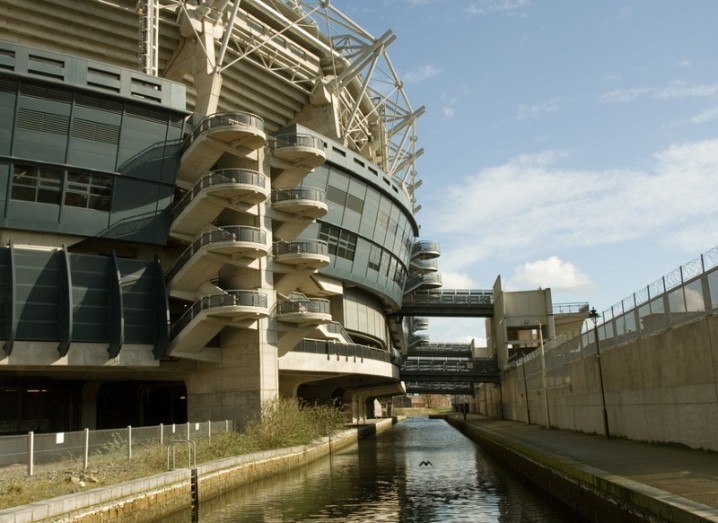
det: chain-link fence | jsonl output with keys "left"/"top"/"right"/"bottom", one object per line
{"left": 0, "top": 420, "right": 234, "bottom": 477}
{"left": 516, "top": 245, "right": 718, "bottom": 381}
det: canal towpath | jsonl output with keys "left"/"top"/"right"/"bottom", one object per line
{"left": 444, "top": 413, "right": 718, "bottom": 522}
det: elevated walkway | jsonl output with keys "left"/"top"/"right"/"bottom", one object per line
{"left": 444, "top": 415, "right": 718, "bottom": 522}
{"left": 400, "top": 356, "right": 500, "bottom": 384}
{"left": 397, "top": 289, "right": 494, "bottom": 317}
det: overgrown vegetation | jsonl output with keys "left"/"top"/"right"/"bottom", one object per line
{"left": 0, "top": 399, "right": 345, "bottom": 509}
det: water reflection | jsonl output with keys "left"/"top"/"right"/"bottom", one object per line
{"left": 167, "top": 417, "right": 583, "bottom": 522}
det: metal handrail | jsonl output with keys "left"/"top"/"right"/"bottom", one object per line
{"left": 552, "top": 302, "right": 590, "bottom": 315}
{"left": 412, "top": 241, "right": 440, "bottom": 255}
{"left": 403, "top": 289, "right": 494, "bottom": 306}
{"left": 271, "top": 187, "right": 325, "bottom": 203}
{"left": 166, "top": 226, "right": 267, "bottom": 282}
{"left": 273, "top": 240, "right": 328, "bottom": 256}
{"left": 170, "top": 290, "right": 268, "bottom": 339}
{"left": 186, "top": 112, "right": 264, "bottom": 148}
{"left": 277, "top": 296, "right": 331, "bottom": 315}
{"left": 172, "top": 169, "right": 267, "bottom": 219}
{"left": 291, "top": 338, "right": 391, "bottom": 363}
{"left": 271, "top": 133, "right": 324, "bottom": 150}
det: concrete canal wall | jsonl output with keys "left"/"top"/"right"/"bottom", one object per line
{"left": 444, "top": 416, "right": 718, "bottom": 523}
{"left": 0, "top": 419, "right": 397, "bottom": 523}
{"left": 477, "top": 314, "right": 718, "bottom": 451}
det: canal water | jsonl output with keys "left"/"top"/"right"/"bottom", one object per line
{"left": 173, "top": 417, "right": 585, "bottom": 522}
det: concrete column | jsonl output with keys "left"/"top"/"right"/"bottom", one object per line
{"left": 80, "top": 382, "right": 102, "bottom": 430}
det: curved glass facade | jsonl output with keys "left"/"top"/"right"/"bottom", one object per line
{"left": 298, "top": 153, "right": 417, "bottom": 307}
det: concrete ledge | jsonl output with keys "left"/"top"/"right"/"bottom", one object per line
{"left": 442, "top": 416, "right": 718, "bottom": 523}
{"left": 0, "top": 418, "right": 396, "bottom": 523}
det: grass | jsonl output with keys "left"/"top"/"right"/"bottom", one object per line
{"left": 0, "top": 399, "right": 345, "bottom": 510}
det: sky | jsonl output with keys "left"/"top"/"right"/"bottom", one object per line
{"left": 328, "top": 0, "right": 718, "bottom": 344}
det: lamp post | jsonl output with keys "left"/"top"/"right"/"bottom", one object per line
{"left": 589, "top": 307, "right": 610, "bottom": 438}
{"left": 539, "top": 322, "right": 550, "bottom": 429}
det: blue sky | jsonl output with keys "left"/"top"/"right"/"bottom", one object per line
{"left": 330, "top": 0, "right": 718, "bottom": 343}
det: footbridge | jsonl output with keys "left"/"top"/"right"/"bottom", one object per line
{"left": 400, "top": 339, "right": 500, "bottom": 394}
{"left": 397, "top": 289, "right": 494, "bottom": 317}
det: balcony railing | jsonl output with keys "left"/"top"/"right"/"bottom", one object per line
{"left": 185, "top": 112, "right": 265, "bottom": 149}
{"left": 271, "top": 187, "right": 326, "bottom": 205}
{"left": 291, "top": 338, "right": 391, "bottom": 363}
{"left": 172, "top": 169, "right": 268, "bottom": 220}
{"left": 166, "top": 226, "right": 267, "bottom": 282}
{"left": 273, "top": 240, "right": 328, "bottom": 257}
{"left": 411, "top": 241, "right": 440, "bottom": 259}
{"left": 270, "top": 133, "right": 324, "bottom": 151}
{"left": 170, "top": 290, "right": 268, "bottom": 340}
{"left": 276, "top": 295, "right": 331, "bottom": 316}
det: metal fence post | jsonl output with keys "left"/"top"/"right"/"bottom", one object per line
{"left": 225, "top": 419, "right": 229, "bottom": 433}
{"left": 83, "top": 428, "right": 89, "bottom": 470}
{"left": 27, "top": 431, "right": 34, "bottom": 477}
{"left": 186, "top": 421, "right": 191, "bottom": 440}
{"left": 160, "top": 423, "right": 164, "bottom": 446}
{"left": 127, "top": 426, "right": 132, "bottom": 461}
{"left": 207, "top": 420, "right": 211, "bottom": 445}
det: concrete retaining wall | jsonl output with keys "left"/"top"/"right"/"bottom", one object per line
{"left": 0, "top": 419, "right": 396, "bottom": 523}
{"left": 479, "top": 314, "right": 718, "bottom": 451}
{"left": 444, "top": 416, "right": 715, "bottom": 523}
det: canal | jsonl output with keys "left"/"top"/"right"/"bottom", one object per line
{"left": 171, "top": 417, "right": 585, "bottom": 522}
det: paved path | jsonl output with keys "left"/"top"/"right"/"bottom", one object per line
{"left": 451, "top": 414, "right": 718, "bottom": 521}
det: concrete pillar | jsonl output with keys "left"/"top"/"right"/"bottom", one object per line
{"left": 80, "top": 382, "right": 102, "bottom": 430}
{"left": 186, "top": 324, "right": 278, "bottom": 426}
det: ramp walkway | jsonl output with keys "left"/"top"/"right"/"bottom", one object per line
{"left": 443, "top": 414, "right": 718, "bottom": 522}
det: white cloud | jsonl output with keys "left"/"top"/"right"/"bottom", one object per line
{"left": 690, "top": 106, "right": 718, "bottom": 124}
{"left": 506, "top": 257, "right": 595, "bottom": 293}
{"left": 403, "top": 64, "right": 440, "bottom": 83}
{"left": 440, "top": 271, "right": 476, "bottom": 289}
{"left": 426, "top": 317, "right": 487, "bottom": 344}
{"left": 601, "top": 81, "right": 718, "bottom": 103}
{"left": 618, "top": 6, "right": 633, "bottom": 20}
{"left": 516, "top": 98, "right": 559, "bottom": 120}
{"left": 442, "top": 106, "right": 456, "bottom": 118}
{"left": 425, "top": 139, "right": 718, "bottom": 272}
{"left": 677, "top": 59, "right": 691, "bottom": 68}
{"left": 467, "top": 0, "right": 531, "bottom": 16}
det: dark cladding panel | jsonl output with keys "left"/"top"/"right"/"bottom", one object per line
{"left": 14, "top": 249, "right": 61, "bottom": 341}
{"left": 116, "top": 259, "right": 156, "bottom": 344}
{"left": 0, "top": 78, "right": 17, "bottom": 156}
{"left": 69, "top": 253, "right": 110, "bottom": 342}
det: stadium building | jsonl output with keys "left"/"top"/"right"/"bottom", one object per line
{"left": 0, "top": 0, "right": 432, "bottom": 432}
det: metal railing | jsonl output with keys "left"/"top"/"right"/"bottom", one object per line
{"left": 276, "top": 295, "right": 331, "bottom": 315}
{"left": 170, "top": 290, "right": 268, "bottom": 340}
{"left": 411, "top": 258, "right": 439, "bottom": 271}
{"left": 516, "top": 244, "right": 718, "bottom": 375}
{"left": 291, "top": 338, "right": 391, "bottom": 363}
{"left": 0, "top": 420, "right": 234, "bottom": 476}
{"left": 172, "top": 169, "right": 267, "bottom": 219}
{"left": 552, "top": 302, "right": 590, "bottom": 315}
{"left": 323, "top": 322, "right": 354, "bottom": 342}
{"left": 403, "top": 289, "right": 494, "bottom": 306}
{"left": 273, "top": 239, "right": 328, "bottom": 256}
{"left": 411, "top": 240, "right": 440, "bottom": 258}
{"left": 166, "top": 226, "right": 267, "bottom": 282}
{"left": 186, "top": 112, "right": 265, "bottom": 148}
{"left": 270, "top": 133, "right": 324, "bottom": 151}
{"left": 271, "top": 187, "right": 326, "bottom": 204}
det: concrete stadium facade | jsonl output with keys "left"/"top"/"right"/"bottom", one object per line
{"left": 0, "top": 0, "right": 428, "bottom": 433}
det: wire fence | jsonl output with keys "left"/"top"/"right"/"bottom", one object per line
{"left": 0, "top": 420, "right": 234, "bottom": 478}
{"left": 514, "top": 245, "right": 718, "bottom": 381}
